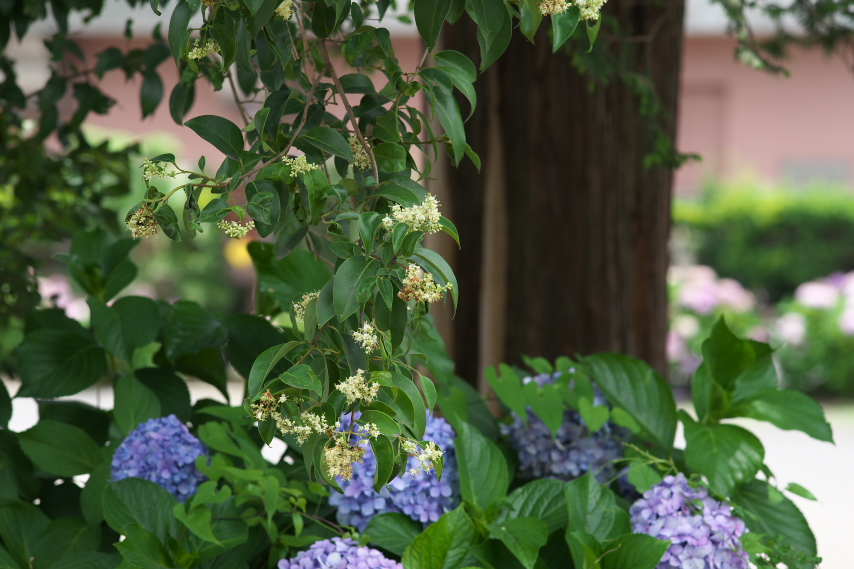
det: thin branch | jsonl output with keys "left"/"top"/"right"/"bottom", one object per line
{"left": 226, "top": 71, "right": 252, "bottom": 126}
{"left": 317, "top": 38, "right": 380, "bottom": 185}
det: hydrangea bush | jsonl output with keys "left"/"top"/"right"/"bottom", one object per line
{"left": 111, "top": 415, "right": 207, "bottom": 502}
{"left": 0, "top": 1, "right": 834, "bottom": 568}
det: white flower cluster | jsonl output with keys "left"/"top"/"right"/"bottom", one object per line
{"left": 398, "top": 264, "right": 452, "bottom": 304}
{"left": 142, "top": 159, "right": 177, "bottom": 181}
{"left": 381, "top": 195, "right": 442, "bottom": 234}
{"left": 576, "top": 0, "right": 607, "bottom": 20}
{"left": 274, "top": 0, "right": 293, "bottom": 19}
{"left": 539, "top": 0, "right": 570, "bottom": 15}
{"left": 187, "top": 38, "right": 221, "bottom": 60}
{"left": 251, "top": 391, "right": 342, "bottom": 444}
{"left": 401, "top": 439, "right": 444, "bottom": 476}
{"left": 282, "top": 154, "right": 319, "bottom": 176}
{"left": 349, "top": 134, "right": 371, "bottom": 171}
{"left": 351, "top": 322, "right": 379, "bottom": 353}
{"left": 127, "top": 206, "right": 158, "bottom": 239}
{"left": 336, "top": 369, "right": 380, "bottom": 405}
{"left": 293, "top": 290, "right": 320, "bottom": 321}
{"left": 216, "top": 219, "right": 255, "bottom": 239}
{"left": 325, "top": 438, "right": 367, "bottom": 480}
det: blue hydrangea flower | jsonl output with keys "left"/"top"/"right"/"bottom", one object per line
{"left": 111, "top": 415, "right": 207, "bottom": 502}
{"left": 630, "top": 473, "right": 749, "bottom": 569}
{"left": 277, "top": 537, "right": 402, "bottom": 569}
{"left": 501, "top": 371, "right": 627, "bottom": 483}
{"left": 328, "top": 413, "right": 460, "bottom": 532}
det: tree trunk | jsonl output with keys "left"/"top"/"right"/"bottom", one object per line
{"left": 437, "top": 2, "right": 685, "bottom": 387}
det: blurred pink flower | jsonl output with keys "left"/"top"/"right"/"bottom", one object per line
{"left": 775, "top": 313, "right": 806, "bottom": 346}
{"left": 666, "top": 330, "right": 687, "bottom": 362}
{"left": 716, "top": 279, "right": 756, "bottom": 312}
{"left": 38, "top": 274, "right": 89, "bottom": 321}
{"left": 839, "top": 307, "right": 854, "bottom": 335}
{"left": 795, "top": 282, "right": 839, "bottom": 309}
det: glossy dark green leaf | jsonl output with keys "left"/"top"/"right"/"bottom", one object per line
{"left": 682, "top": 411, "right": 764, "bottom": 496}
{"left": 366, "top": 513, "right": 423, "bottom": 557}
{"left": 375, "top": 178, "right": 429, "bottom": 206}
{"left": 104, "top": 478, "right": 179, "bottom": 540}
{"left": 301, "top": 127, "right": 353, "bottom": 161}
{"left": 247, "top": 341, "right": 302, "bottom": 399}
{"left": 185, "top": 115, "right": 245, "bottom": 159}
{"left": 277, "top": 364, "right": 322, "bottom": 396}
{"left": 135, "top": 368, "right": 193, "bottom": 422}
{"left": 168, "top": 1, "right": 192, "bottom": 62}
{"left": 246, "top": 185, "right": 277, "bottom": 225}
{"left": 333, "top": 256, "right": 378, "bottom": 320}
{"left": 601, "top": 533, "right": 670, "bottom": 569}
{"left": 18, "top": 420, "right": 104, "bottom": 477}
{"left": 0, "top": 381, "right": 10, "bottom": 429}
{"left": 456, "top": 422, "right": 509, "bottom": 512}
{"left": 730, "top": 389, "right": 833, "bottom": 443}
{"left": 584, "top": 352, "right": 677, "bottom": 449}
{"left": 414, "top": 0, "right": 452, "bottom": 50}
{"left": 701, "top": 317, "right": 770, "bottom": 391}
{"left": 565, "top": 473, "right": 630, "bottom": 542}
{"left": 224, "top": 314, "right": 289, "bottom": 379}
{"left": 374, "top": 143, "right": 408, "bottom": 173}
{"left": 369, "top": 435, "right": 395, "bottom": 492}
{"left": 113, "top": 375, "right": 161, "bottom": 434}
{"left": 154, "top": 204, "right": 182, "bottom": 241}
{"left": 17, "top": 330, "right": 106, "bottom": 398}
{"left": 140, "top": 68, "right": 163, "bottom": 118}
{"left": 551, "top": 7, "right": 580, "bottom": 52}
{"left": 496, "top": 478, "right": 567, "bottom": 533}
{"left": 427, "top": 86, "right": 465, "bottom": 166}
{"left": 161, "top": 300, "right": 228, "bottom": 364}
{"left": 411, "top": 247, "right": 459, "bottom": 312}
{"left": 358, "top": 409, "right": 401, "bottom": 437}
{"left": 474, "top": 0, "right": 512, "bottom": 70}
{"left": 0, "top": 503, "right": 49, "bottom": 569}
{"left": 732, "top": 479, "right": 816, "bottom": 556}
{"left": 402, "top": 507, "right": 477, "bottom": 569}
{"left": 490, "top": 517, "right": 548, "bottom": 569}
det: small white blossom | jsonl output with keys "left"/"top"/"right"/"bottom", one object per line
{"left": 351, "top": 322, "right": 379, "bottom": 353}
{"left": 383, "top": 195, "right": 442, "bottom": 234}
{"left": 187, "top": 38, "right": 221, "bottom": 60}
{"left": 127, "top": 206, "right": 158, "bottom": 239}
{"left": 399, "top": 264, "right": 452, "bottom": 304}
{"left": 576, "top": 0, "right": 607, "bottom": 20}
{"left": 216, "top": 219, "right": 255, "bottom": 239}
{"left": 400, "top": 439, "right": 444, "bottom": 476}
{"left": 539, "top": 0, "right": 570, "bottom": 15}
{"left": 275, "top": 0, "right": 293, "bottom": 19}
{"left": 325, "top": 436, "right": 367, "bottom": 481}
{"left": 293, "top": 290, "right": 321, "bottom": 321}
{"left": 282, "top": 154, "right": 319, "bottom": 176}
{"left": 142, "top": 159, "right": 176, "bottom": 181}
{"left": 336, "top": 369, "right": 380, "bottom": 405}
{"left": 349, "top": 134, "right": 372, "bottom": 171}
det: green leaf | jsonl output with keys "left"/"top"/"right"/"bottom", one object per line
{"left": 564, "top": 473, "right": 629, "bottom": 542}
{"left": 411, "top": 247, "right": 459, "bottom": 312}
{"left": 154, "top": 204, "right": 182, "bottom": 241}
{"left": 486, "top": 364, "right": 527, "bottom": 421}
{"left": 185, "top": 115, "right": 245, "bottom": 159}
{"left": 489, "top": 517, "right": 548, "bottom": 569}
{"left": 358, "top": 410, "right": 401, "bottom": 437}
{"left": 601, "top": 533, "right": 670, "bottom": 569}
{"left": 133, "top": 368, "right": 196, "bottom": 423}
{"left": 374, "top": 143, "right": 408, "bottom": 173}
{"left": 732, "top": 479, "right": 816, "bottom": 556}
{"left": 301, "top": 127, "right": 354, "bottom": 161}
{"left": 402, "top": 507, "right": 477, "bottom": 569}
{"left": 224, "top": 314, "right": 290, "bottom": 379}
{"left": 0, "top": 378, "right": 11, "bottom": 429}
{"left": 585, "top": 17, "right": 602, "bottom": 52}
{"left": 247, "top": 341, "right": 302, "bottom": 399}
{"left": 17, "top": 330, "right": 106, "bottom": 398}
{"left": 115, "top": 523, "right": 175, "bottom": 568}
{"left": 277, "top": 364, "right": 322, "bottom": 396}
{"left": 681, "top": 411, "right": 764, "bottom": 497}
{"left": 333, "top": 256, "right": 378, "bottom": 320}
{"left": 34, "top": 518, "right": 101, "bottom": 569}
{"left": 551, "top": 7, "right": 580, "bottom": 52}
{"left": 414, "top": 0, "right": 452, "bottom": 50}
{"left": 730, "top": 389, "right": 833, "bottom": 443}
{"left": 162, "top": 300, "right": 228, "bottom": 364}
{"left": 375, "top": 178, "right": 429, "bottom": 207}
{"left": 523, "top": 381, "right": 564, "bottom": 436}
{"left": 496, "top": 478, "right": 567, "bottom": 534}
{"left": 785, "top": 482, "right": 817, "bottom": 501}
{"left": 113, "top": 375, "right": 161, "bottom": 434}
{"left": 427, "top": 86, "right": 465, "bottom": 166}
{"left": 18, "top": 420, "right": 104, "bottom": 477}
{"left": 584, "top": 353, "right": 677, "bottom": 449}
{"left": 369, "top": 435, "right": 395, "bottom": 492}
{"left": 104, "top": 478, "right": 180, "bottom": 540}
{"left": 0, "top": 503, "right": 49, "bottom": 569}
{"left": 475, "top": 1, "right": 512, "bottom": 70}
{"left": 701, "top": 317, "right": 769, "bottom": 391}
{"left": 246, "top": 184, "right": 278, "bottom": 226}
{"left": 173, "top": 503, "right": 221, "bottom": 545}
{"left": 366, "top": 513, "right": 423, "bottom": 557}
{"left": 140, "top": 69, "right": 163, "bottom": 118}
{"left": 456, "top": 422, "right": 509, "bottom": 512}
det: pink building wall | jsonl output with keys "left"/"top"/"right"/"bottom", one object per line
{"left": 676, "top": 37, "right": 854, "bottom": 193}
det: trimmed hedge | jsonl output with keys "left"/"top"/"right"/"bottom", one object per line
{"left": 674, "top": 184, "right": 854, "bottom": 301}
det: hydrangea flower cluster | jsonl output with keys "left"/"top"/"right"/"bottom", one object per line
{"left": 293, "top": 290, "right": 320, "bottom": 321}
{"left": 328, "top": 413, "right": 460, "bottom": 532}
{"left": 501, "top": 372, "right": 627, "bottom": 483}
{"left": 277, "top": 537, "right": 402, "bottom": 569}
{"left": 127, "top": 205, "right": 158, "bottom": 239}
{"left": 282, "top": 154, "right": 318, "bottom": 176}
{"left": 187, "top": 38, "right": 221, "bottom": 60}
{"left": 630, "top": 473, "right": 749, "bottom": 569}
{"left": 111, "top": 415, "right": 207, "bottom": 502}
{"left": 349, "top": 134, "right": 371, "bottom": 171}
{"left": 381, "top": 195, "right": 442, "bottom": 234}
{"left": 216, "top": 219, "right": 254, "bottom": 239}
{"left": 398, "top": 264, "right": 453, "bottom": 304}
{"left": 274, "top": 0, "right": 293, "bottom": 20}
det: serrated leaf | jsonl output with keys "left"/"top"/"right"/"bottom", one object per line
{"left": 496, "top": 478, "right": 567, "bottom": 533}
{"left": 490, "top": 517, "right": 548, "bottom": 569}
{"left": 19, "top": 421, "right": 104, "bottom": 477}
{"left": 366, "top": 513, "right": 423, "bottom": 557}
{"left": 456, "top": 422, "right": 509, "bottom": 513}
{"left": 402, "top": 507, "right": 477, "bottom": 569}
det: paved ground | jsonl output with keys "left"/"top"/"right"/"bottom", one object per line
{"left": 3, "top": 379, "right": 851, "bottom": 567}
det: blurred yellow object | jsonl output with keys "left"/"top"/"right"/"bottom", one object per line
{"left": 225, "top": 238, "right": 253, "bottom": 269}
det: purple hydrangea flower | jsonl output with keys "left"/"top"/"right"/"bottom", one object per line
{"left": 111, "top": 415, "right": 206, "bottom": 502}
{"left": 501, "top": 372, "right": 627, "bottom": 483}
{"left": 328, "top": 413, "right": 460, "bottom": 532}
{"left": 277, "top": 537, "right": 402, "bottom": 569}
{"left": 630, "top": 473, "right": 749, "bottom": 569}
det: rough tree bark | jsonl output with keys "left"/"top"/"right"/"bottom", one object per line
{"left": 436, "top": 2, "right": 686, "bottom": 387}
